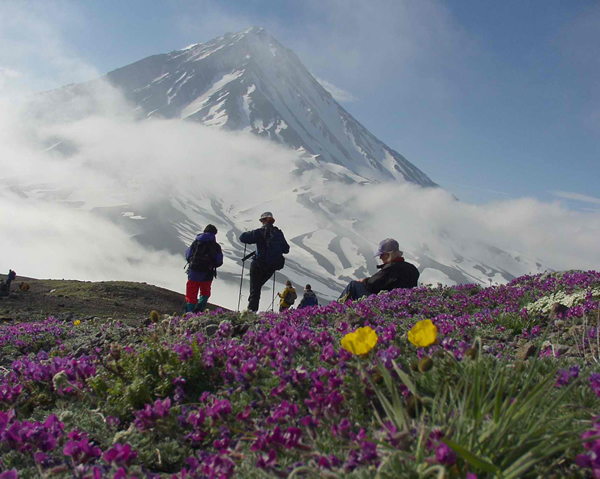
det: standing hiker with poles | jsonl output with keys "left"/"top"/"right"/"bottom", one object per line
{"left": 237, "top": 245, "right": 255, "bottom": 311}
{"left": 239, "top": 212, "right": 290, "bottom": 312}
{"left": 184, "top": 225, "right": 223, "bottom": 313}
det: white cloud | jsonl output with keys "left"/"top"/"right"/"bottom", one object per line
{"left": 328, "top": 182, "right": 600, "bottom": 273}
{"left": 0, "top": 2, "right": 599, "bottom": 310}
{"left": 0, "top": 1, "right": 98, "bottom": 94}
{"left": 553, "top": 191, "right": 600, "bottom": 205}
{"left": 0, "top": 67, "right": 21, "bottom": 79}
{"left": 1, "top": 83, "right": 599, "bottom": 311}
{"left": 314, "top": 77, "right": 358, "bottom": 102}
{"left": 0, "top": 190, "right": 184, "bottom": 289}
{"left": 0, "top": 67, "right": 22, "bottom": 92}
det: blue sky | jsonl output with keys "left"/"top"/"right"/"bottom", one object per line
{"left": 1, "top": 0, "right": 598, "bottom": 208}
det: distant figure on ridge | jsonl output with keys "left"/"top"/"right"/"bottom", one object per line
{"left": 298, "top": 284, "right": 319, "bottom": 309}
{"left": 278, "top": 280, "right": 297, "bottom": 312}
{"left": 0, "top": 270, "right": 16, "bottom": 297}
{"left": 338, "top": 238, "right": 419, "bottom": 302}
{"left": 185, "top": 225, "right": 223, "bottom": 313}
{"left": 240, "top": 212, "right": 290, "bottom": 312}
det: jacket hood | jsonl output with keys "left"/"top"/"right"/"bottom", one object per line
{"left": 304, "top": 290, "right": 316, "bottom": 297}
{"left": 196, "top": 233, "right": 216, "bottom": 242}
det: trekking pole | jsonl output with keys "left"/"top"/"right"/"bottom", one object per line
{"left": 271, "top": 272, "right": 276, "bottom": 312}
{"left": 237, "top": 244, "right": 247, "bottom": 312}
{"left": 267, "top": 289, "right": 277, "bottom": 312}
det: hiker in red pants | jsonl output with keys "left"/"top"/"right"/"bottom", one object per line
{"left": 185, "top": 225, "right": 223, "bottom": 313}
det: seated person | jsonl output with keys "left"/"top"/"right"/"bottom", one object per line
{"left": 339, "top": 238, "right": 419, "bottom": 301}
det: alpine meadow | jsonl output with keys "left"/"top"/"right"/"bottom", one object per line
{"left": 1, "top": 3, "right": 600, "bottom": 478}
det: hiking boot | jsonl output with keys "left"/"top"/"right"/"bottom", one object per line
{"left": 185, "top": 302, "right": 196, "bottom": 313}
{"left": 195, "top": 296, "right": 209, "bottom": 313}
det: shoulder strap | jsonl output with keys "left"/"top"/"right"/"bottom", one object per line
{"left": 188, "top": 240, "right": 199, "bottom": 263}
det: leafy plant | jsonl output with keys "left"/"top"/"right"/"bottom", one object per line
{"left": 371, "top": 344, "right": 591, "bottom": 478}
{"left": 88, "top": 340, "right": 221, "bottom": 418}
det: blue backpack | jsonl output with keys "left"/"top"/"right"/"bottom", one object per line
{"left": 303, "top": 294, "right": 318, "bottom": 307}
{"left": 263, "top": 227, "right": 286, "bottom": 270}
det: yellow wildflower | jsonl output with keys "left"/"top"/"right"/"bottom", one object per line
{"left": 341, "top": 326, "right": 378, "bottom": 355}
{"left": 407, "top": 319, "right": 438, "bottom": 348}
{"left": 73, "top": 320, "right": 81, "bottom": 326}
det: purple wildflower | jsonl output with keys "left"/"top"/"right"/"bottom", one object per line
{"left": 435, "top": 443, "right": 456, "bottom": 466}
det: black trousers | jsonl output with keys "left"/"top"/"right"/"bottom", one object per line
{"left": 248, "top": 261, "right": 277, "bottom": 312}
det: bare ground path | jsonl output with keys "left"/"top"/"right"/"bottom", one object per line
{"left": 0, "top": 273, "right": 226, "bottom": 326}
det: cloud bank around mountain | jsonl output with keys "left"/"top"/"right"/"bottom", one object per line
{"left": 0, "top": 78, "right": 599, "bottom": 309}
{"left": 0, "top": 1, "right": 599, "bottom": 308}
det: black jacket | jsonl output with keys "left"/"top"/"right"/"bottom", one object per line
{"left": 298, "top": 290, "right": 318, "bottom": 308}
{"left": 239, "top": 225, "right": 290, "bottom": 265}
{"left": 363, "top": 259, "right": 419, "bottom": 295}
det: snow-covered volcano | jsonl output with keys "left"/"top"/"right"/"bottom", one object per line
{"left": 6, "top": 27, "right": 547, "bottom": 309}
{"left": 41, "top": 26, "right": 436, "bottom": 187}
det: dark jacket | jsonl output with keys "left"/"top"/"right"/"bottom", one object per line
{"left": 239, "top": 225, "right": 290, "bottom": 266}
{"left": 363, "top": 258, "right": 419, "bottom": 295}
{"left": 186, "top": 233, "right": 223, "bottom": 282}
{"left": 298, "top": 290, "right": 318, "bottom": 309}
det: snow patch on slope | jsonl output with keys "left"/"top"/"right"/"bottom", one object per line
{"left": 181, "top": 71, "right": 244, "bottom": 119}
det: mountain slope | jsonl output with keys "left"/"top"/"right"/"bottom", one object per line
{"left": 67, "top": 27, "right": 436, "bottom": 187}
{"left": 10, "top": 27, "right": 548, "bottom": 309}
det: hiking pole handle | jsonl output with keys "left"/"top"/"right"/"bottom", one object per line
{"left": 242, "top": 251, "right": 256, "bottom": 262}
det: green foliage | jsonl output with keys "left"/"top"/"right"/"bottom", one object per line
{"left": 129, "top": 431, "right": 193, "bottom": 473}
{"left": 371, "top": 348, "right": 592, "bottom": 478}
{"left": 3, "top": 271, "right": 599, "bottom": 477}
{"left": 89, "top": 340, "right": 220, "bottom": 419}
{"left": 493, "top": 312, "right": 535, "bottom": 335}
{"left": 0, "top": 450, "right": 39, "bottom": 477}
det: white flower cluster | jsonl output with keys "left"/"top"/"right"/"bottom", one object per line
{"left": 526, "top": 288, "right": 600, "bottom": 315}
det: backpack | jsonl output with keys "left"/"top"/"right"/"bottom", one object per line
{"left": 285, "top": 289, "right": 297, "bottom": 305}
{"left": 189, "top": 240, "right": 220, "bottom": 273}
{"left": 262, "top": 227, "right": 286, "bottom": 270}
{"left": 303, "top": 293, "right": 317, "bottom": 307}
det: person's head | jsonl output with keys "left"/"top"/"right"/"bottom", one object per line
{"left": 259, "top": 211, "right": 275, "bottom": 225}
{"left": 374, "top": 238, "right": 403, "bottom": 264}
{"left": 305, "top": 284, "right": 312, "bottom": 291}
{"left": 204, "top": 224, "right": 218, "bottom": 235}
{"left": 286, "top": 280, "right": 292, "bottom": 287}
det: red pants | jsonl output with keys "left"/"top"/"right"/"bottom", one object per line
{"left": 185, "top": 280, "right": 212, "bottom": 304}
